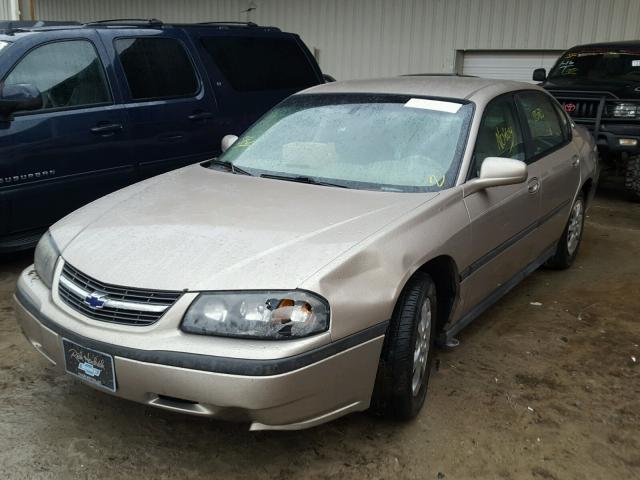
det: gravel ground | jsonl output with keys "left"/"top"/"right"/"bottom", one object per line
{"left": 0, "top": 191, "right": 638, "bottom": 480}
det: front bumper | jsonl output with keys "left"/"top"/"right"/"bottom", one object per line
{"left": 14, "top": 267, "right": 386, "bottom": 430}
{"left": 580, "top": 122, "right": 640, "bottom": 154}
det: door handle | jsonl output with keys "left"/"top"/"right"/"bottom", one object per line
{"left": 528, "top": 178, "right": 540, "bottom": 194}
{"left": 571, "top": 155, "right": 581, "bottom": 168}
{"left": 188, "top": 111, "right": 213, "bottom": 121}
{"left": 90, "top": 123, "right": 123, "bottom": 135}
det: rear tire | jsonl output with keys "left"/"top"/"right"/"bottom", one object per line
{"left": 372, "top": 272, "right": 437, "bottom": 420}
{"left": 545, "top": 193, "right": 585, "bottom": 270}
{"left": 625, "top": 155, "right": 640, "bottom": 202}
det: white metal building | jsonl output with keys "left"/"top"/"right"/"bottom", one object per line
{"left": 4, "top": 0, "right": 640, "bottom": 81}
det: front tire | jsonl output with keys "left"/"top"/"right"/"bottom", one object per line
{"left": 545, "top": 193, "right": 585, "bottom": 269}
{"left": 372, "top": 272, "right": 437, "bottom": 420}
{"left": 625, "top": 155, "right": 640, "bottom": 202}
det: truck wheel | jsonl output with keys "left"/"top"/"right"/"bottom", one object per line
{"left": 625, "top": 155, "right": 640, "bottom": 202}
{"left": 372, "top": 272, "right": 436, "bottom": 420}
{"left": 545, "top": 193, "right": 585, "bottom": 269}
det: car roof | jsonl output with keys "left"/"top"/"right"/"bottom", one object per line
{"left": 567, "top": 40, "right": 640, "bottom": 50}
{"left": 300, "top": 76, "right": 542, "bottom": 103}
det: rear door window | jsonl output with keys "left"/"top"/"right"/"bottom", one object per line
{"left": 115, "top": 37, "right": 199, "bottom": 101}
{"left": 200, "top": 36, "right": 318, "bottom": 92}
{"left": 4, "top": 39, "right": 111, "bottom": 111}
{"left": 516, "top": 91, "right": 566, "bottom": 158}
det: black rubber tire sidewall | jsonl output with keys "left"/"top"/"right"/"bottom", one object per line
{"left": 545, "top": 192, "right": 585, "bottom": 270}
{"left": 373, "top": 272, "right": 437, "bottom": 420}
{"left": 625, "top": 155, "right": 640, "bottom": 203}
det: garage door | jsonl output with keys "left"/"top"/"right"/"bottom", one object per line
{"left": 462, "top": 50, "right": 563, "bottom": 83}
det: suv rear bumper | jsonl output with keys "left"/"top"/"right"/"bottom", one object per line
{"left": 14, "top": 270, "right": 385, "bottom": 431}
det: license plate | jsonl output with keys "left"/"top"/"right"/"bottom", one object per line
{"left": 62, "top": 338, "right": 116, "bottom": 392}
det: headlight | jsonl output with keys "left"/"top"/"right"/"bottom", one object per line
{"left": 181, "top": 291, "right": 330, "bottom": 339}
{"left": 34, "top": 231, "right": 59, "bottom": 289}
{"left": 611, "top": 102, "right": 638, "bottom": 118}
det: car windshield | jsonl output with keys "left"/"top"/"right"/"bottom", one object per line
{"left": 218, "top": 93, "right": 473, "bottom": 192}
{"left": 549, "top": 48, "right": 640, "bottom": 82}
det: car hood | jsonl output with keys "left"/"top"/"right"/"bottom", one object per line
{"left": 51, "top": 164, "right": 437, "bottom": 291}
{"left": 543, "top": 78, "right": 640, "bottom": 98}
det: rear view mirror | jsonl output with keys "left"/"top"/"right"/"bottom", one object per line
{"left": 532, "top": 68, "right": 547, "bottom": 82}
{"left": 0, "top": 83, "right": 42, "bottom": 120}
{"left": 323, "top": 74, "right": 336, "bottom": 83}
{"left": 221, "top": 134, "right": 238, "bottom": 153}
{"left": 464, "top": 157, "right": 528, "bottom": 197}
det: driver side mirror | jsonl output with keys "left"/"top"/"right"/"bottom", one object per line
{"left": 463, "top": 157, "right": 528, "bottom": 197}
{"left": 532, "top": 68, "right": 547, "bottom": 82}
{"left": 221, "top": 134, "right": 238, "bottom": 153}
{"left": 0, "top": 83, "right": 42, "bottom": 121}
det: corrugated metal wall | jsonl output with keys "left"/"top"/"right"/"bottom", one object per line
{"left": 31, "top": 0, "right": 640, "bottom": 80}
{"left": 1, "top": 0, "right": 19, "bottom": 20}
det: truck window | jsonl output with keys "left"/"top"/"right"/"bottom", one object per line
{"left": 200, "top": 36, "right": 318, "bottom": 92}
{"left": 4, "top": 39, "right": 110, "bottom": 111}
{"left": 115, "top": 37, "right": 199, "bottom": 101}
{"left": 549, "top": 49, "right": 640, "bottom": 82}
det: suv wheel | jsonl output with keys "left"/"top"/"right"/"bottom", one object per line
{"left": 625, "top": 155, "right": 640, "bottom": 202}
{"left": 372, "top": 272, "right": 437, "bottom": 420}
{"left": 545, "top": 193, "right": 585, "bottom": 269}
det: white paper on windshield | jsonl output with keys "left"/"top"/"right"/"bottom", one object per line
{"left": 404, "top": 98, "right": 462, "bottom": 113}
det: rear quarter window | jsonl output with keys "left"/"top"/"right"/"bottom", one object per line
{"left": 200, "top": 36, "right": 318, "bottom": 92}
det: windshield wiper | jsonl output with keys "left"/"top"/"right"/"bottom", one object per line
{"left": 260, "top": 173, "right": 348, "bottom": 188}
{"left": 209, "top": 159, "right": 252, "bottom": 176}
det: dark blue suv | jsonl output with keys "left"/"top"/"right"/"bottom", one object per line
{"left": 0, "top": 20, "right": 325, "bottom": 252}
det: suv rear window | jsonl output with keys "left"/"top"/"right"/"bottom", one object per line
{"left": 201, "top": 36, "right": 318, "bottom": 92}
{"left": 115, "top": 37, "right": 199, "bottom": 100}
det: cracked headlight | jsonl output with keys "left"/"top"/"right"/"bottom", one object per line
{"left": 181, "top": 291, "right": 330, "bottom": 339}
{"left": 34, "top": 231, "right": 59, "bottom": 289}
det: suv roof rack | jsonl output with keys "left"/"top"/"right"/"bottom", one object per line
{"left": 196, "top": 21, "right": 259, "bottom": 27}
{"left": 0, "top": 20, "right": 80, "bottom": 34}
{"left": 84, "top": 18, "right": 163, "bottom": 27}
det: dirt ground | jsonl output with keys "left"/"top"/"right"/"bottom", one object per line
{"left": 0, "top": 191, "right": 638, "bottom": 480}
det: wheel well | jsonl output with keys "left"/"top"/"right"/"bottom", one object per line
{"left": 416, "top": 255, "right": 459, "bottom": 335}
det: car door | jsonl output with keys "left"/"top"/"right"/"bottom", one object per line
{"left": 100, "top": 29, "right": 220, "bottom": 179}
{"left": 0, "top": 31, "right": 132, "bottom": 243}
{"left": 515, "top": 91, "right": 581, "bottom": 251}
{"left": 458, "top": 93, "right": 541, "bottom": 315}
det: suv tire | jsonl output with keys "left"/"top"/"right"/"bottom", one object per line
{"left": 545, "top": 192, "right": 585, "bottom": 269}
{"left": 625, "top": 155, "right": 640, "bottom": 202}
{"left": 372, "top": 272, "right": 437, "bottom": 420}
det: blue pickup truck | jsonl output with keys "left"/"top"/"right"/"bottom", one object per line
{"left": 0, "top": 20, "right": 325, "bottom": 252}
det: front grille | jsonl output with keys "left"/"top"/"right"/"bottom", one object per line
{"left": 58, "top": 262, "right": 182, "bottom": 326}
{"left": 558, "top": 99, "right": 600, "bottom": 119}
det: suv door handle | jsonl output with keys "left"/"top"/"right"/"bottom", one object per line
{"left": 90, "top": 123, "right": 123, "bottom": 135}
{"left": 528, "top": 178, "right": 540, "bottom": 194}
{"left": 188, "top": 111, "right": 213, "bottom": 121}
{"left": 571, "top": 155, "right": 581, "bottom": 168}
